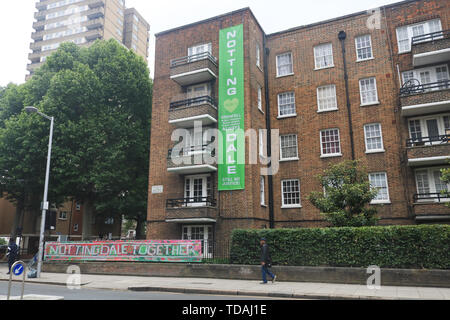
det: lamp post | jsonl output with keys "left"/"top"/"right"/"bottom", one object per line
{"left": 25, "top": 106, "right": 54, "bottom": 278}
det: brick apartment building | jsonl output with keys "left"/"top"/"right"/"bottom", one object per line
{"left": 147, "top": 0, "right": 450, "bottom": 253}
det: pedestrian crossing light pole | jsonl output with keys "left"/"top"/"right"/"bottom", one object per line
{"left": 25, "top": 106, "right": 54, "bottom": 278}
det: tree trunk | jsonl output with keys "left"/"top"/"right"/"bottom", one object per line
{"left": 135, "top": 217, "right": 146, "bottom": 240}
{"left": 10, "top": 200, "right": 24, "bottom": 240}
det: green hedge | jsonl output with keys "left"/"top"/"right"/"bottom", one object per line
{"left": 230, "top": 225, "right": 450, "bottom": 269}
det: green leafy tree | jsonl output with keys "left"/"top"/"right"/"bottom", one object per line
{"left": 441, "top": 163, "right": 450, "bottom": 208}
{"left": 0, "top": 40, "right": 152, "bottom": 239}
{"left": 308, "top": 160, "right": 379, "bottom": 227}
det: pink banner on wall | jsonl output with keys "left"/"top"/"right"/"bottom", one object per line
{"left": 44, "top": 240, "right": 203, "bottom": 262}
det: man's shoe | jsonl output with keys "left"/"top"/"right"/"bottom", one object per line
{"left": 260, "top": 281, "right": 268, "bottom": 284}
{"left": 272, "top": 275, "right": 277, "bottom": 283}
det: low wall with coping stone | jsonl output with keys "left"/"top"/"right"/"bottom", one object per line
{"left": 43, "top": 262, "right": 450, "bottom": 288}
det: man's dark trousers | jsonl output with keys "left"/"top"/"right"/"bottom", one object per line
{"left": 261, "top": 265, "right": 275, "bottom": 283}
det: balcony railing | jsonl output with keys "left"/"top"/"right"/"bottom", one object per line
{"left": 166, "top": 197, "right": 217, "bottom": 208}
{"left": 170, "top": 96, "right": 217, "bottom": 110}
{"left": 400, "top": 79, "right": 450, "bottom": 96}
{"left": 170, "top": 52, "right": 218, "bottom": 68}
{"left": 407, "top": 134, "right": 450, "bottom": 147}
{"left": 414, "top": 192, "right": 450, "bottom": 202}
{"left": 411, "top": 29, "right": 450, "bottom": 46}
{"left": 168, "top": 145, "right": 215, "bottom": 158}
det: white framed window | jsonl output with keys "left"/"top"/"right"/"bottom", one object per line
{"left": 276, "top": 52, "right": 293, "bottom": 77}
{"left": 320, "top": 128, "right": 341, "bottom": 157}
{"left": 277, "top": 92, "right": 296, "bottom": 118}
{"left": 317, "top": 85, "right": 337, "bottom": 112}
{"left": 280, "top": 134, "right": 299, "bottom": 161}
{"left": 281, "top": 179, "right": 301, "bottom": 208}
{"left": 259, "top": 129, "right": 266, "bottom": 158}
{"left": 256, "top": 44, "right": 261, "bottom": 68}
{"left": 359, "top": 77, "right": 379, "bottom": 106}
{"left": 396, "top": 19, "right": 442, "bottom": 53}
{"left": 364, "top": 123, "right": 385, "bottom": 153}
{"left": 314, "top": 43, "right": 334, "bottom": 70}
{"left": 408, "top": 114, "right": 450, "bottom": 146}
{"left": 355, "top": 34, "right": 373, "bottom": 61}
{"left": 58, "top": 211, "right": 67, "bottom": 220}
{"left": 75, "top": 202, "right": 81, "bottom": 211}
{"left": 401, "top": 65, "right": 449, "bottom": 90}
{"left": 73, "top": 224, "right": 79, "bottom": 232}
{"left": 257, "top": 85, "right": 263, "bottom": 111}
{"left": 260, "top": 176, "right": 266, "bottom": 206}
{"left": 369, "top": 172, "right": 390, "bottom": 204}
{"left": 415, "top": 168, "right": 449, "bottom": 202}
{"left": 188, "top": 43, "right": 212, "bottom": 60}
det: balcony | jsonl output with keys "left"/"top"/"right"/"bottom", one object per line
{"left": 407, "top": 135, "right": 450, "bottom": 167}
{"left": 412, "top": 30, "right": 450, "bottom": 67}
{"left": 170, "top": 52, "right": 218, "bottom": 86}
{"left": 413, "top": 193, "right": 450, "bottom": 222}
{"left": 169, "top": 96, "right": 218, "bottom": 128}
{"left": 165, "top": 197, "right": 218, "bottom": 223}
{"left": 400, "top": 80, "right": 450, "bottom": 117}
{"left": 86, "top": 0, "right": 104, "bottom": 8}
{"left": 167, "top": 145, "right": 216, "bottom": 174}
{"left": 87, "top": 6, "right": 105, "bottom": 19}
{"left": 27, "top": 62, "right": 44, "bottom": 73}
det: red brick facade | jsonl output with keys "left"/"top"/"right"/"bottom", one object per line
{"left": 147, "top": 0, "right": 450, "bottom": 244}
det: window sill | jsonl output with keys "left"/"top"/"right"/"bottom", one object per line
{"left": 360, "top": 101, "right": 380, "bottom": 107}
{"left": 281, "top": 205, "right": 302, "bottom": 209}
{"left": 320, "top": 153, "right": 343, "bottom": 159}
{"left": 365, "top": 149, "right": 385, "bottom": 154}
{"left": 317, "top": 108, "right": 338, "bottom": 113}
{"left": 356, "top": 57, "right": 374, "bottom": 63}
{"left": 280, "top": 158, "right": 299, "bottom": 162}
{"left": 370, "top": 201, "right": 391, "bottom": 205}
{"left": 276, "top": 73, "right": 294, "bottom": 78}
{"left": 314, "top": 65, "right": 335, "bottom": 71}
{"left": 277, "top": 114, "right": 297, "bottom": 119}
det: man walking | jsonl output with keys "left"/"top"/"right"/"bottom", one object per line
{"left": 6, "top": 238, "right": 18, "bottom": 275}
{"left": 260, "top": 238, "right": 276, "bottom": 284}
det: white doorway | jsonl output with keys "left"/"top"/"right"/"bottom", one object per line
{"left": 182, "top": 225, "right": 213, "bottom": 258}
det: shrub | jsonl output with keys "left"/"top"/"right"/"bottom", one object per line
{"left": 230, "top": 225, "right": 450, "bottom": 269}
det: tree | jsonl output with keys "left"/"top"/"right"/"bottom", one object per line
{"left": 308, "top": 160, "right": 379, "bottom": 227}
{"left": 0, "top": 40, "right": 152, "bottom": 239}
{"left": 441, "top": 163, "right": 450, "bottom": 208}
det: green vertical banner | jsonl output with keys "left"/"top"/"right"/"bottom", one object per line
{"left": 218, "top": 24, "right": 245, "bottom": 191}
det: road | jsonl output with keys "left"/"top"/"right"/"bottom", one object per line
{"left": 0, "top": 281, "right": 291, "bottom": 300}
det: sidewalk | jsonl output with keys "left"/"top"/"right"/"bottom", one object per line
{"left": 0, "top": 264, "right": 449, "bottom": 300}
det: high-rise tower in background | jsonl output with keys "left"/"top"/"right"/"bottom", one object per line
{"left": 28, "top": 0, "right": 150, "bottom": 78}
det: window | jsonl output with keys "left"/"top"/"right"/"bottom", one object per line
{"left": 257, "top": 85, "right": 263, "bottom": 111}
{"left": 280, "top": 134, "right": 299, "bottom": 160}
{"left": 355, "top": 35, "right": 373, "bottom": 61}
{"left": 359, "top": 77, "right": 379, "bottom": 105}
{"left": 276, "top": 52, "right": 293, "bottom": 77}
{"left": 320, "top": 129, "right": 341, "bottom": 157}
{"left": 314, "top": 43, "right": 334, "bottom": 69}
{"left": 408, "top": 114, "right": 450, "bottom": 146}
{"left": 260, "top": 176, "right": 265, "bottom": 206}
{"left": 396, "top": 19, "right": 442, "bottom": 53}
{"left": 73, "top": 224, "right": 79, "bottom": 232}
{"left": 188, "top": 43, "right": 212, "bottom": 61}
{"left": 117, "top": 18, "right": 123, "bottom": 26}
{"left": 75, "top": 202, "right": 81, "bottom": 211}
{"left": 415, "top": 168, "right": 449, "bottom": 202}
{"left": 256, "top": 44, "right": 261, "bottom": 68}
{"left": 364, "top": 123, "right": 384, "bottom": 153}
{"left": 281, "top": 179, "right": 301, "bottom": 208}
{"left": 259, "top": 129, "right": 266, "bottom": 157}
{"left": 317, "top": 85, "right": 337, "bottom": 112}
{"left": 369, "top": 172, "right": 390, "bottom": 203}
{"left": 277, "top": 92, "right": 296, "bottom": 118}
{"left": 58, "top": 211, "right": 67, "bottom": 220}
{"left": 105, "top": 217, "right": 114, "bottom": 225}
{"left": 402, "top": 65, "right": 449, "bottom": 90}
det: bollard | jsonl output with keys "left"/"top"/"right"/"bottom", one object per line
{"left": 7, "top": 260, "right": 27, "bottom": 300}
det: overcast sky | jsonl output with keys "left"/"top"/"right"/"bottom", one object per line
{"left": 0, "top": 0, "right": 400, "bottom": 87}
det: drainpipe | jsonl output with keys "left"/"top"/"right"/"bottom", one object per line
{"left": 263, "top": 35, "right": 275, "bottom": 229}
{"left": 338, "top": 31, "right": 356, "bottom": 161}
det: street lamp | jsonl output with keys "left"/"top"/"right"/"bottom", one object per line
{"left": 25, "top": 106, "right": 54, "bottom": 278}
